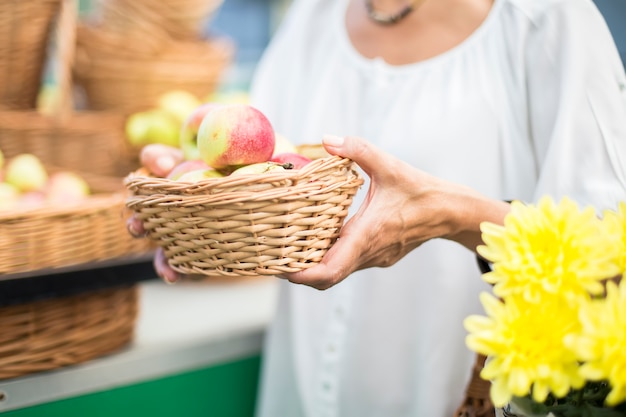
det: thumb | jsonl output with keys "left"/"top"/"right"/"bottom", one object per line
{"left": 322, "top": 135, "right": 386, "bottom": 177}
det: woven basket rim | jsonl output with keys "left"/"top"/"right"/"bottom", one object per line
{"left": 124, "top": 155, "right": 364, "bottom": 205}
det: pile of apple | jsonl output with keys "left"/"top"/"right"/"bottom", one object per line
{"left": 124, "top": 89, "right": 250, "bottom": 149}
{"left": 163, "top": 102, "right": 313, "bottom": 181}
{"left": 0, "top": 150, "right": 91, "bottom": 211}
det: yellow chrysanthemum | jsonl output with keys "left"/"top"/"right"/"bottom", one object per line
{"left": 569, "top": 279, "right": 626, "bottom": 406}
{"left": 464, "top": 292, "right": 585, "bottom": 407}
{"left": 602, "top": 202, "right": 626, "bottom": 275}
{"left": 478, "top": 196, "right": 620, "bottom": 303}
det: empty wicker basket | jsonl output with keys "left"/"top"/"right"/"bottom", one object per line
{"left": 0, "top": 285, "right": 139, "bottom": 380}
{"left": 124, "top": 156, "right": 364, "bottom": 277}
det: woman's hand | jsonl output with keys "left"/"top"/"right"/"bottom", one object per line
{"left": 126, "top": 144, "right": 185, "bottom": 284}
{"left": 282, "top": 135, "right": 510, "bottom": 290}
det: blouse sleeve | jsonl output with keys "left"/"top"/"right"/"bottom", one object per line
{"left": 525, "top": 0, "right": 626, "bottom": 211}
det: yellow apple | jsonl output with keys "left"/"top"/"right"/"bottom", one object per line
{"left": 230, "top": 161, "right": 290, "bottom": 176}
{"left": 157, "top": 90, "right": 203, "bottom": 123}
{"left": 5, "top": 153, "right": 48, "bottom": 192}
{"left": 176, "top": 168, "right": 225, "bottom": 182}
{"left": 272, "top": 133, "right": 298, "bottom": 156}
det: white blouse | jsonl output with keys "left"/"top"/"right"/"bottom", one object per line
{"left": 249, "top": 0, "right": 626, "bottom": 415}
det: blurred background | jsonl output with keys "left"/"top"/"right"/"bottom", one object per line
{"left": 0, "top": 1, "right": 624, "bottom": 417}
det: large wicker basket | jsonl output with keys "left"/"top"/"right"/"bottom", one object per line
{"left": 0, "top": 170, "right": 154, "bottom": 276}
{"left": 73, "top": 23, "right": 234, "bottom": 115}
{"left": 95, "top": 0, "right": 225, "bottom": 41}
{"left": 124, "top": 156, "right": 363, "bottom": 277}
{"left": 0, "top": 0, "right": 61, "bottom": 110}
{"left": 0, "top": 285, "right": 139, "bottom": 380}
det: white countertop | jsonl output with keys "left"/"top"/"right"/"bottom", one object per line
{"left": 0, "top": 277, "right": 280, "bottom": 412}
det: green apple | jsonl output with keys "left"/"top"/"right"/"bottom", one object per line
{"left": 5, "top": 153, "right": 48, "bottom": 192}
{"left": 179, "top": 103, "right": 223, "bottom": 161}
{"left": 230, "top": 161, "right": 291, "bottom": 176}
{"left": 176, "top": 168, "right": 225, "bottom": 182}
{"left": 157, "top": 90, "right": 203, "bottom": 124}
{"left": 0, "top": 182, "right": 19, "bottom": 211}
{"left": 125, "top": 109, "right": 180, "bottom": 148}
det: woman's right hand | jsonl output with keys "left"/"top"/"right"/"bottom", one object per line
{"left": 126, "top": 144, "right": 185, "bottom": 284}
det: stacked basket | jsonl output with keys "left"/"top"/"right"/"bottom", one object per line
{"left": 72, "top": 0, "right": 234, "bottom": 115}
{"left": 0, "top": 0, "right": 150, "bottom": 381}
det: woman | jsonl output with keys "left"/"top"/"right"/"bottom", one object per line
{"left": 131, "top": 0, "right": 626, "bottom": 415}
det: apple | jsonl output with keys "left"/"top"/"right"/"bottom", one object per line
{"left": 272, "top": 133, "right": 298, "bottom": 156}
{"left": 176, "top": 168, "right": 224, "bottom": 182}
{"left": 270, "top": 152, "right": 312, "bottom": 169}
{"left": 5, "top": 153, "right": 48, "bottom": 192}
{"left": 179, "top": 102, "right": 223, "bottom": 161}
{"left": 125, "top": 109, "right": 180, "bottom": 148}
{"left": 19, "top": 191, "right": 46, "bottom": 209}
{"left": 157, "top": 90, "right": 202, "bottom": 123}
{"left": 230, "top": 161, "right": 292, "bottom": 176}
{"left": 0, "top": 182, "right": 19, "bottom": 210}
{"left": 46, "top": 171, "right": 91, "bottom": 204}
{"left": 197, "top": 104, "right": 275, "bottom": 169}
{"left": 166, "top": 159, "right": 213, "bottom": 180}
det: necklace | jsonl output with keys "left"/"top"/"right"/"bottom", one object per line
{"left": 364, "top": 0, "right": 421, "bottom": 25}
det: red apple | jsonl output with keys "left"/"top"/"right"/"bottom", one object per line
{"left": 270, "top": 152, "right": 312, "bottom": 169}
{"left": 180, "top": 102, "right": 223, "bottom": 160}
{"left": 166, "top": 159, "right": 212, "bottom": 180}
{"left": 197, "top": 104, "right": 275, "bottom": 169}
{"left": 45, "top": 171, "right": 90, "bottom": 204}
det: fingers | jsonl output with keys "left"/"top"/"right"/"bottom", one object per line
{"left": 140, "top": 144, "right": 184, "bottom": 178}
{"left": 154, "top": 248, "right": 181, "bottom": 284}
{"left": 126, "top": 216, "right": 146, "bottom": 237}
{"left": 322, "top": 135, "right": 389, "bottom": 178}
{"left": 283, "top": 219, "right": 365, "bottom": 290}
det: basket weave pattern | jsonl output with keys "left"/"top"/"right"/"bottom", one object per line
{"left": 0, "top": 286, "right": 138, "bottom": 380}
{"left": 0, "top": 0, "right": 61, "bottom": 110}
{"left": 125, "top": 156, "right": 363, "bottom": 277}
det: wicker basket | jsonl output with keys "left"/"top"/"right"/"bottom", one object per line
{"left": 73, "top": 23, "right": 234, "bottom": 115}
{"left": 124, "top": 156, "right": 364, "bottom": 277}
{"left": 0, "top": 0, "right": 139, "bottom": 177}
{"left": 0, "top": 0, "right": 62, "bottom": 110}
{"left": 0, "top": 285, "right": 139, "bottom": 380}
{"left": 95, "top": 0, "right": 225, "bottom": 41}
{"left": 0, "top": 170, "right": 155, "bottom": 276}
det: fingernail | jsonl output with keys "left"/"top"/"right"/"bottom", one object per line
{"left": 156, "top": 155, "right": 176, "bottom": 173}
{"left": 323, "top": 134, "right": 344, "bottom": 147}
{"left": 127, "top": 221, "right": 143, "bottom": 237}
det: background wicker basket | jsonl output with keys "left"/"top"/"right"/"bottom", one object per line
{"left": 0, "top": 0, "right": 61, "bottom": 110}
{"left": 0, "top": 0, "right": 154, "bottom": 276}
{"left": 124, "top": 156, "right": 364, "bottom": 277}
{"left": 95, "top": 0, "right": 224, "bottom": 41}
{"left": 0, "top": 170, "right": 154, "bottom": 276}
{"left": 0, "top": 285, "right": 139, "bottom": 380}
{"left": 72, "top": 23, "right": 234, "bottom": 115}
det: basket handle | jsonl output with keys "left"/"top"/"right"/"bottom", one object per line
{"left": 51, "top": 0, "right": 78, "bottom": 122}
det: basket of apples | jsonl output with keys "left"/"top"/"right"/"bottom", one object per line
{"left": 0, "top": 151, "right": 154, "bottom": 276}
{"left": 124, "top": 103, "right": 364, "bottom": 277}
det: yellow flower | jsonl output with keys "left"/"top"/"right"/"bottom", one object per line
{"left": 465, "top": 292, "right": 585, "bottom": 407}
{"left": 602, "top": 202, "right": 626, "bottom": 275}
{"left": 478, "top": 196, "right": 620, "bottom": 303}
{"left": 570, "top": 279, "right": 626, "bottom": 406}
